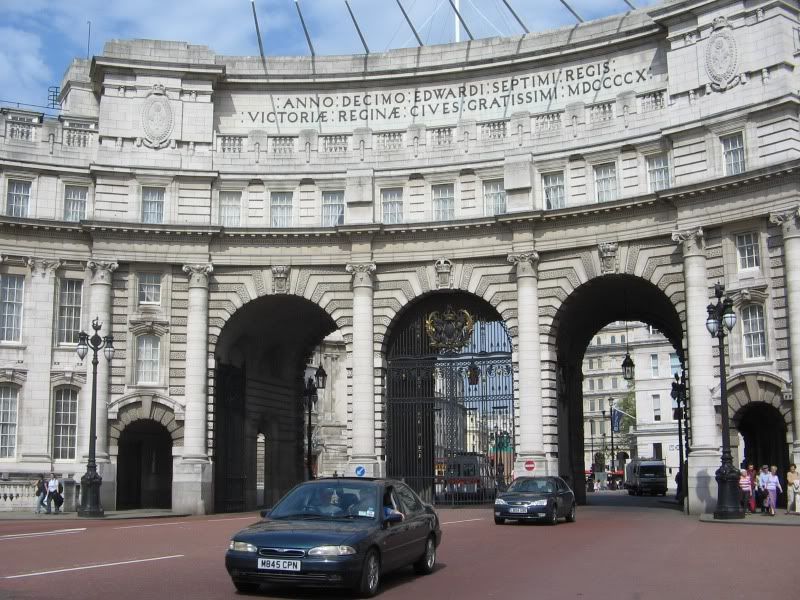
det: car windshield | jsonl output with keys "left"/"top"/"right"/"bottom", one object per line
{"left": 269, "top": 481, "right": 379, "bottom": 520}
{"left": 640, "top": 466, "right": 665, "bottom": 477}
{"left": 506, "top": 478, "right": 554, "bottom": 494}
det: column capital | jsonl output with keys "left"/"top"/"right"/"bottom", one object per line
{"left": 183, "top": 263, "right": 214, "bottom": 288}
{"left": 671, "top": 227, "right": 705, "bottom": 257}
{"left": 87, "top": 260, "right": 118, "bottom": 285}
{"left": 346, "top": 262, "right": 376, "bottom": 288}
{"left": 508, "top": 251, "right": 539, "bottom": 278}
{"left": 769, "top": 206, "right": 800, "bottom": 238}
{"left": 26, "top": 257, "right": 63, "bottom": 278}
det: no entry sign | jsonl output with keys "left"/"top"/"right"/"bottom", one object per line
{"left": 524, "top": 460, "right": 536, "bottom": 472}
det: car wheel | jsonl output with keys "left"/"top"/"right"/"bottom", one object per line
{"left": 566, "top": 503, "right": 576, "bottom": 523}
{"left": 413, "top": 535, "right": 436, "bottom": 575}
{"left": 357, "top": 549, "right": 381, "bottom": 598}
{"left": 232, "top": 580, "right": 259, "bottom": 594}
{"left": 494, "top": 516, "right": 504, "bottom": 525}
{"left": 548, "top": 507, "right": 558, "bottom": 526}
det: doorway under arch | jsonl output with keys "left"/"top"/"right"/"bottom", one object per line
{"left": 735, "top": 402, "right": 790, "bottom": 507}
{"left": 117, "top": 420, "right": 173, "bottom": 510}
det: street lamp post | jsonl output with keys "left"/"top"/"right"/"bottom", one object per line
{"left": 75, "top": 317, "right": 114, "bottom": 518}
{"left": 608, "top": 398, "right": 615, "bottom": 473}
{"left": 303, "top": 365, "right": 327, "bottom": 480}
{"left": 671, "top": 370, "right": 689, "bottom": 511}
{"left": 705, "top": 283, "right": 744, "bottom": 520}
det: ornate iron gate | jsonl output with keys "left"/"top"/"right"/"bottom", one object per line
{"left": 386, "top": 299, "right": 513, "bottom": 505}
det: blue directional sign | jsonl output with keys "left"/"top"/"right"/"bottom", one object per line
{"left": 355, "top": 465, "right": 366, "bottom": 477}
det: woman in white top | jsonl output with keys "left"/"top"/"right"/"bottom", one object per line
{"left": 765, "top": 465, "right": 783, "bottom": 517}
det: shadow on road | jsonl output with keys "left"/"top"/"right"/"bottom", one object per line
{"left": 585, "top": 490, "right": 683, "bottom": 511}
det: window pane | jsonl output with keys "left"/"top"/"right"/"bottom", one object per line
{"left": 219, "top": 191, "right": 241, "bottom": 227}
{"left": 321, "top": 191, "right": 344, "bottom": 226}
{"left": 670, "top": 353, "right": 681, "bottom": 376}
{"left": 138, "top": 273, "right": 161, "bottom": 305}
{"left": 53, "top": 388, "right": 78, "bottom": 459}
{"left": 652, "top": 394, "right": 661, "bottom": 422}
{"left": 58, "top": 280, "right": 83, "bottom": 344}
{"left": 7, "top": 180, "right": 30, "bottom": 218}
{"left": 64, "top": 185, "right": 88, "bottom": 222}
{"left": 736, "top": 232, "right": 760, "bottom": 270}
{"left": 142, "top": 187, "right": 165, "bottom": 224}
{"left": 650, "top": 354, "right": 659, "bottom": 377}
{"left": 0, "top": 275, "right": 24, "bottom": 342}
{"left": 722, "top": 133, "right": 745, "bottom": 175}
{"left": 432, "top": 184, "right": 454, "bottom": 221}
{"left": 381, "top": 188, "right": 403, "bottom": 224}
{"left": 594, "top": 164, "right": 617, "bottom": 203}
{"left": 271, "top": 192, "right": 293, "bottom": 227}
{"left": 742, "top": 305, "right": 767, "bottom": 359}
{"left": 647, "top": 153, "right": 670, "bottom": 192}
{"left": 136, "top": 335, "right": 160, "bottom": 384}
{"left": 0, "top": 385, "right": 18, "bottom": 457}
{"left": 483, "top": 179, "right": 506, "bottom": 216}
{"left": 543, "top": 172, "right": 565, "bottom": 209}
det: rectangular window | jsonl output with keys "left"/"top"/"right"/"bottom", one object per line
{"left": 722, "top": 132, "right": 745, "bottom": 176}
{"left": 136, "top": 335, "right": 160, "bottom": 384}
{"left": 219, "top": 191, "right": 241, "bottom": 227}
{"left": 483, "top": 179, "right": 506, "bottom": 216}
{"left": 321, "top": 191, "right": 345, "bottom": 227}
{"left": 589, "top": 399, "right": 595, "bottom": 412}
{"left": 141, "top": 187, "right": 165, "bottom": 224}
{"left": 594, "top": 163, "right": 618, "bottom": 203}
{"left": 653, "top": 442, "right": 663, "bottom": 460}
{"left": 381, "top": 188, "right": 403, "bottom": 224}
{"left": 652, "top": 394, "right": 661, "bottom": 422}
{"left": 598, "top": 379, "right": 604, "bottom": 390}
{"left": 138, "top": 273, "right": 161, "bottom": 305}
{"left": 650, "top": 353, "right": 659, "bottom": 377}
{"left": 6, "top": 179, "right": 30, "bottom": 218}
{"left": 271, "top": 192, "right": 293, "bottom": 227}
{"left": 0, "top": 385, "right": 17, "bottom": 457}
{"left": 432, "top": 184, "right": 455, "bottom": 221}
{"left": 57, "top": 280, "right": 82, "bottom": 344}
{"left": 590, "top": 420, "right": 595, "bottom": 435}
{"left": 736, "top": 232, "right": 760, "bottom": 270}
{"left": 542, "top": 172, "right": 566, "bottom": 209}
{"left": 646, "top": 153, "right": 670, "bottom": 192}
{"left": 589, "top": 379, "right": 595, "bottom": 391}
{"left": 0, "top": 274, "right": 24, "bottom": 342}
{"left": 588, "top": 359, "right": 594, "bottom": 370}
{"left": 742, "top": 305, "right": 767, "bottom": 359}
{"left": 612, "top": 377, "right": 618, "bottom": 389}
{"left": 63, "top": 185, "right": 87, "bottom": 222}
{"left": 670, "top": 353, "right": 681, "bottom": 377}
{"left": 53, "top": 388, "right": 78, "bottom": 460}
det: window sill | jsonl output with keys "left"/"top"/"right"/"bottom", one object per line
{"left": 0, "top": 343, "right": 26, "bottom": 350}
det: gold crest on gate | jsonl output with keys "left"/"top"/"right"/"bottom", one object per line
{"left": 425, "top": 305, "right": 474, "bottom": 351}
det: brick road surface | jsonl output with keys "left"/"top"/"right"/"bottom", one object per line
{"left": 0, "top": 493, "right": 794, "bottom": 600}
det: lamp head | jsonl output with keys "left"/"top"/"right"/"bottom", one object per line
{"left": 76, "top": 331, "right": 89, "bottom": 361}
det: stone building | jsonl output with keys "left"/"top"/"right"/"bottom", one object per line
{"left": 0, "top": 0, "right": 798, "bottom": 515}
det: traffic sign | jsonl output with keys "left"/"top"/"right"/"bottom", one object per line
{"left": 355, "top": 465, "right": 366, "bottom": 477}
{"left": 524, "top": 460, "right": 536, "bottom": 472}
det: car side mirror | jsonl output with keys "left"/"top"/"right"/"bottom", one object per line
{"left": 384, "top": 512, "right": 403, "bottom": 525}
{"left": 260, "top": 509, "right": 271, "bottom": 519}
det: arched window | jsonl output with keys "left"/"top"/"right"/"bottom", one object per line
{"left": 136, "top": 335, "right": 161, "bottom": 384}
{"left": 0, "top": 385, "right": 18, "bottom": 457}
{"left": 742, "top": 304, "right": 767, "bottom": 359}
{"left": 53, "top": 388, "right": 78, "bottom": 459}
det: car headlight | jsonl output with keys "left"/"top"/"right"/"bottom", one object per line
{"left": 494, "top": 498, "right": 507, "bottom": 505}
{"left": 308, "top": 545, "right": 357, "bottom": 557}
{"left": 531, "top": 499, "right": 548, "bottom": 506}
{"left": 229, "top": 540, "right": 258, "bottom": 553}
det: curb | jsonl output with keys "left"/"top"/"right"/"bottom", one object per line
{"left": 0, "top": 510, "right": 192, "bottom": 521}
{"left": 699, "top": 512, "right": 800, "bottom": 526}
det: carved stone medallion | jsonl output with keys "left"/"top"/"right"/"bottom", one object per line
{"left": 705, "top": 17, "right": 739, "bottom": 92}
{"left": 425, "top": 305, "right": 474, "bottom": 351}
{"left": 141, "top": 84, "right": 174, "bottom": 149}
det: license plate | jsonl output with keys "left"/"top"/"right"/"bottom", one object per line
{"left": 509, "top": 507, "right": 527, "bottom": 514}
{"left": 258, "top": 558, "right": 301, "bottom": 571}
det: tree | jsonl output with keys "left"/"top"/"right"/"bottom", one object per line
{"left": 615, "top": 382, "right": 637, "bottom": 459}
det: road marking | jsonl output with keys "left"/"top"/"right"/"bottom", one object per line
{"left": 206, "top": 516, "right": 258, "bottom": 522}
{"left": 0, "top": 528, "right": 86, "bottom": 541}
{"left": 113, "top": 521, "right": 186, "bottom": 530}
{"left": 4, "top": 554, "right": 184, "bottom": 579}
{"left": 441, "top": 518, "right": 485, "bottom": 525}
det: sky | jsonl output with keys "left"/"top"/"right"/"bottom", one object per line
{"left": 0, "top": 0, "right": 660, "bottom": 113}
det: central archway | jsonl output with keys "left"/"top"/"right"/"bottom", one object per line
{"left": 385, "top": 292, "right": 512, "bottom": 505}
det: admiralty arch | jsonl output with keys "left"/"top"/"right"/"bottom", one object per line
{"left": 0, "top": 0, "right": 798, "bottom": 515}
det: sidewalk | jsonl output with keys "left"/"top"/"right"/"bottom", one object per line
{"left": 700, "top": 511, "right": 800, "bottom": 526}
{"left": 0, "top": 509, "right": 191, "bottom": 521}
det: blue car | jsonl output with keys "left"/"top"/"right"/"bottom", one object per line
{"left": 493, "top": 476, "right": 577, "bottom": 525}
{"left": 225, "top": 478, "right": 442, "bottom": 597}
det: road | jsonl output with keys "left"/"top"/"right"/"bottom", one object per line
{"left": 0, "top": 493, "right": 793, "bottom": 600}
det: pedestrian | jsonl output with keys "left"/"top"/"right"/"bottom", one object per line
{"left": 765, "top": 465, "right": 782, "bottom": 517}
{"left": 786, "top": 464, "right": 799, "bottom": 514}
{"left": 746, "top": 464, "right": 757, "bottom": 513}
{"left": 758, "top": 465, "right": 770, "bottom": 513}
{"left": 32, "top": 474, "right": 46, "bottom": 514}
{"left": 738, "top": 469, "right": 752, "bottom": 513}
{"left": 45, "top": 472, "right": 63, "bottom": 514}
{"left": 675, "top": 469, "right": 683, "bottom": 502}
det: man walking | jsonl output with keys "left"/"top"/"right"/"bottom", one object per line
{"left": 46, "top": 472, "right": 62, "bottom": 514}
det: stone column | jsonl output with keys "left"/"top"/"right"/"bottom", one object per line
{"left": 182, "top": 264, "right": 213, "bottom": 460}
{"left": 85, "top": 260, "right": 117, "bottom": 462}
{"left": 672, "top": 228, "right": 718, "bottom": 513}
{"left": 770, "top": 207, "right": 800, "bottom": 464}
{"left": 19, "top": 258, "right": 62, "bottom": 463}
{"left": 345, "top": 262, "right": 380, "bottom": 476}
{"left": 508, "top": 252, "right": 547, "bottom": 475}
